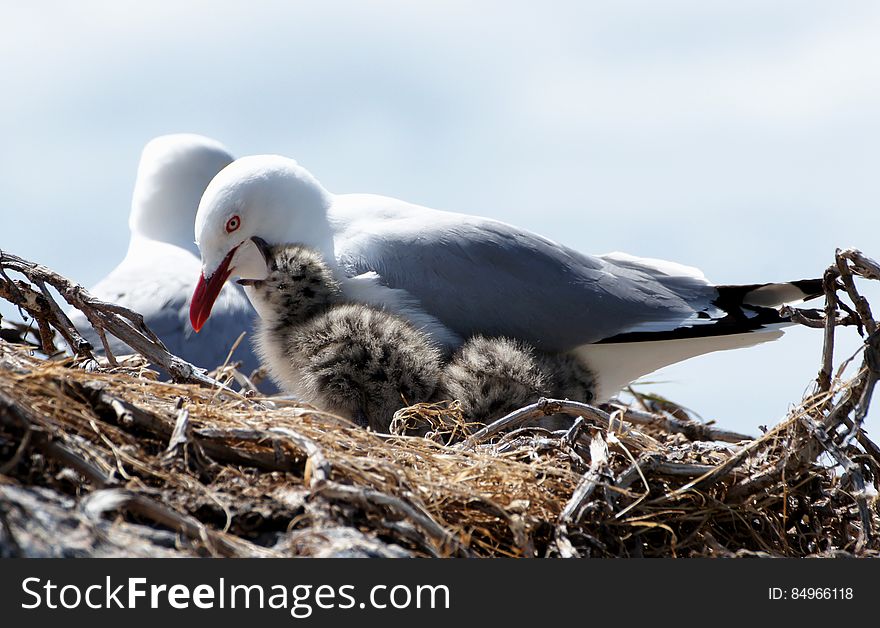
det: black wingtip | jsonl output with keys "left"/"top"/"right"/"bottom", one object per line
{"left": 597, "top": 277, "right": 825, "bottom": 345}
{"left": 596, "top": 306, "right": 786, "bottom": 344}
{"left": 715, "top": 277, "right": 825, "bottom": 309}
{"left": 789, "top": 278, "right": 824, "bottom": 301}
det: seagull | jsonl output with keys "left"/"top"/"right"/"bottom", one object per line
{"left": 68, "top": 134, "right": 269, "bottom": 386}
{"left": 240, "top": 240, "right": 442, "bottom": 430}
{"left": 190, "top": 155, "right": 822, "bottom": 400}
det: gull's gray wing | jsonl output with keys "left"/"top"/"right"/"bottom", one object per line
{"left": 68, "top": 239, "right": 267, "bottom": 383}
{"left": 330, "top": 194, "right": 723, "bottom": 352}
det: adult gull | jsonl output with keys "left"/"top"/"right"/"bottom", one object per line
{"left": 190, "top": 155, "right": 821, "bottom": 400}
{"left": 68, "top": 135, "right": 267, "bottom": 385}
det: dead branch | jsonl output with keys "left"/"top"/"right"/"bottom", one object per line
{"left": 0, "top": 250, "right": 219, "bottom": 387}
{"left": 798, "top": 415, "right": 874, "bottom": 551}
{"left": 559, "top": 433, "right": 610, "bottom": 525}
{"left": 841, "top": 330, "right": 880, "bottom": 447}
{"left": 836, "top": 249, "right": 877, "bottom": 335}
{"left": 81, "top": 489, "right": 277, "bottom": 557}
{"left": 818, "top": 268, "right": 840, "bottom": 393}
{"left": 313, "top": 481, "right": 468, "bottom": 557}
{"left": 605, "top": 404, "right": 753, "bottom": 443}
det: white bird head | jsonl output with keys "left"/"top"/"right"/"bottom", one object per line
{"left": 190, "top": 154, "right": 334, "bottom": 332}
{"left": 129, "top": 133, "right": 234, "bottom": 253}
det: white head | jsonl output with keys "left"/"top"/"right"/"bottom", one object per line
{"left": 128, "top": 134, "right": 234, "bottom": 253}
{"left": 190, "top": 154, "right": 334, "bottom": 332}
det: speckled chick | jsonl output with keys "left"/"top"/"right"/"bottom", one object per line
{"left": 538, "top": 351, "right": 597, "bottom": 405}
{"left": 440, "top": 335, "right": 597, "bottom": 427}
{"left": 245, "top": 243, "right": 443, "bottom": 431}
{"left": 440, "top": 336, "right": 550, "bottom": 424}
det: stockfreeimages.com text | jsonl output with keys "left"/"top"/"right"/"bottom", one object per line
{"left": 21, "top": 577, "right": 450, "bottom": 618}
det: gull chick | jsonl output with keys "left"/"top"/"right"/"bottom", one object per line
{"left": 241, "top": 240, "right": 442, "bottom": 430}
{"left": 441, "top": 336, "right": 597, "bottom": 426}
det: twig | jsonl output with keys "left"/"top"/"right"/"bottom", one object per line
{"left": 267, "top": 427, "right": 331, "bottom": 485}
{"left": 836, "top": 249, "right": 877, "bottom": 335}
{"left": 822, "top": 364, "right": 874, "bottom": 434}
{"left": 0, "top": 426, "right": 31, "bottom": 475}
{"left": 314, "top": 481, "right": 468, "bottom": 557}
{"left": 466, "top": 498, "right": 535, "bottom": 558}
{"left": 655, "top": 416, "right": 804, "bottom": 503}
{"left": 67, "top": 381, "right": 298, "bottom": 473}
{"left": 461, "top": 395, "right": 752, "bottom": 448}
{"left": 0, "top": 279, "right": 64, "bottom": 355}
{"left": 818, "top": 267, "right": 839, "bottom": 393}
{"left": 780, "top": 306, "right": 860, "bottom": 330}
{"left": 614, "top": 453, "right": 716, "bottom": 493}
{"left": 798, "top": 415, "right": 874, "bottom": 552}
{"left": 561, "top": 417, "right": 586, "bottom": 449}
{"left": 34, "top": 278, "right": 96, "bottom": 356}
{"left": 839, "top": 248, "right": 880, "bottom": 281}
{"left": 460, "top": 398, "right": 620, "bottom": 449}
{"left": 0, "top": 250, "right": 220, "bottom": 387}
{"left": 559, "top": 432, "right": 609, "bottom": 525}
{"left": 0, "top": 389, "right": 115, "bottom": 487}
{"left": 606, "top": 404, "right": 753, "bottom": 443}
{"left": 842, "top": 331, "right": 880, "bottom": 448}
{"left": 80, "top": 489, "right": 276, "bottom": 557}
{"left": 162, "top": 400, "right": 191, "bottom": 462}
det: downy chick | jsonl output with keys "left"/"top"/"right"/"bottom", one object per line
{"left": 242, "top": 241, "right": 442, "bottom": 431}
{"left": 441, "top": 335, "right": 596, "bottom": 427}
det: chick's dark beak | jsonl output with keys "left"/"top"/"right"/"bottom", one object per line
{"left": 250, "top": 236, "right": 272, "bottom": 265}
{"left": 236, "top": 278, "right": 263, "bottom": 287}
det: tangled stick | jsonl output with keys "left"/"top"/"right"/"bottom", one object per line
{"left": 0, "top": 250, "right": 219, "bottom": 387}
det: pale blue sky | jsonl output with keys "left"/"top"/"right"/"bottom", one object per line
{"left": 2, "top": 1, "right": 878, "bottom": 434}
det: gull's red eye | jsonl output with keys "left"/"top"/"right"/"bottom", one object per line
{"left": 225, "top": 215, "right": 241, "bottom": 233}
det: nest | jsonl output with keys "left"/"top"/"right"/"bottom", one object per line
{"left": 1, "top": 248, "right": 879, "bottom": 557}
